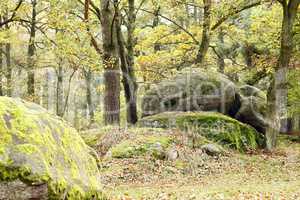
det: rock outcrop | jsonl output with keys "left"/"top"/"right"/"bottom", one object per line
{"left": 141, "top": 70, "right": 267, "bottom": 133}
{"left": 0, "top": 97, "right": 106, "bottom": 200}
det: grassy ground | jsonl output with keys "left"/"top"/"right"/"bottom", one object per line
{"left": 83, "top": 128, "right": 300, "bottom": 200}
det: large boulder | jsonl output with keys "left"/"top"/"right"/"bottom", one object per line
{"left": 0, "top": 97, "right": 106, "bottom": 200}
{"left": 139, "top": 112, "right": 264, "bottom": 151}
{"left": 141, "top": 70, "right": 267, "bottom": 133}
{"left": 142, "top": 69, "right": 238, "bottom": 117}
{"left": 235, "top": 85, "right": 267, "bottom": 133}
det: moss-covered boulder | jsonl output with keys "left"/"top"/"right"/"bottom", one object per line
{"left": 110, "top": 135, "right": 173, "bottom": 159}
{"left": 0, "top": 97, "right": 106, "bottom": 200}
{"left": 141, "top": 69, "right": 237, "bottom": 117}
{"left": 139, "top": 112, "right": 264, "bottom": 151}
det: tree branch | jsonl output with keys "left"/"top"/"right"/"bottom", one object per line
{"left": 0, "top": 0, "right": 24, "bottom": 27}
{"left": 84, "top": 0, "right": 102, "bottom": 55}
{"left": 211, "top": 0, "right": 262, "bottom": 31}
{"left": 136, "top": 7, "right": 199, "bottom": 44}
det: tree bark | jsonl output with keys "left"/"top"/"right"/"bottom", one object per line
{"left": 101, "top": 0, "right": 120, "bottom": 125}
{"left": 115, "top": 0, "right": 138, "bottom": 125}
{"left": 292, "top": 115, "right": 300, "bottom": 132}
{"left": 84, "top": 69, "right": 95, "bottom": 124}
{"left": 56, "top": 61, "right": 64, "bottom": 117}
{"left": 42, "top": 69, "right": 50, "bottom": 109}
{"left": 193, "top": 0, "right": 198, "bottom": 23}
{"left": 266, "top": 0, "right": 299, "bottom": 150}
{"left": 4, "top": 10, "right": 12, "bottom": 97}
{"left": 27, "top": 0, "right": 37, "bottom": 101}
{"left": 0, "top": 42, "right": 3, "bottom": 96}
{"left": 217, "top": 29, "right": 225, "bottom": 73}
{"left": 5, "top": 42, "right": 12, "bottom": 97}
{"left": 153, "top": 7, "right": 161, "bottom": 52}
{"left": 195, "top": 0, "right": 212, "bottom": 65}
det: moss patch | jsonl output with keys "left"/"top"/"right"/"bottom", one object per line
{"left": 139, "top": 112, "right": 264, "bottom": 151}
{"left": 111, "top": 135, "right": 173, "bottom": 159}
{"left": 0, "top": 97, "right": 106, "bottom": 199}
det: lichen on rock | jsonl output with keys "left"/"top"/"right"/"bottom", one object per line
{"left": 0, "top": 97, "right": 106, "bottom": 200}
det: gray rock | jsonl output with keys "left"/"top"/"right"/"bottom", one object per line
{"left": 150, "top": 142, "right": 166, "bottom": 160}
{"left": 141, "top": 69, "right": 237, "bottom": 117}
{"left": 166, "top": 147, "right": 179, "bottom": 161}
{"left": 235, "top": 85, "right": 267, "bottom": 133}
{"left": 141, "top": 69, "right": 267, "bottom": 134}
{"left": 201, "top": 144, "right": 224, "bottom": 156}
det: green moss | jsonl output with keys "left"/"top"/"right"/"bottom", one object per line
{"left": 0, "top": 97, "right": 107, "bottom": 199}
{"left": 111, "top": 135, "right": 173, "bottom": 159}
{"left": 139, "top": 112, "right": 264, "bottom": 152}
{"left": 80, "top": 126, "right": 118, "bottom": 147}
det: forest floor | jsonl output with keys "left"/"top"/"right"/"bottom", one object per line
{"left": 84, "top": 129, "right": 300, "bottom": 200}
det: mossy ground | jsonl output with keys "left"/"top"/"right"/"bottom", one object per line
{"left": 110, "top": 135, "right": 172, "bottom": 159}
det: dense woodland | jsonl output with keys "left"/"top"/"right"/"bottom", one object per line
{"left": 0, "top": 0, "right": 300, "bottom": 199}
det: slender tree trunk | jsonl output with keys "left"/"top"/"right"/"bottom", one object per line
{"left": 242, "top": 42, "right": 257, "bottom": 68}
{"left": 101, "top": 0, "right": 120, "bottom": 125}
{"left": 195, "top": 0, "right": 212, "bottom": 65}
{"left": 153, "top": 7, "right": 161, "bottom": 52}
{"left": 4, "top": 11, "right": 12, "bottom": 96}
{"left": 116, "top": 17, "right": 138, "bottom": 125}
{"left": 0, "top": 42, "right": 3, "bottom": 96}
{"left": 217, "top": 30, "right": 225, "bottom": 73}
{"left": 193, "top": 0, "right": 198, "bottom": 23}
{"left": 74, "top": 97, "right": 80, "bottom": 130}
{"left": 292, "top": 115, "right": 300, "bottom": 132}
{"left": 27, "top": 0, "right": 37, "bottom": 101}
{"left": 42, "top": 69, "right": 50, "bottom": 109}
{"left": 84, "top": 69, "right": 95, "bottom": 124}
{"left": 266, "top": 0, "right": 299, "bottom": 150}
{"left": 56, "top": 62, "right": 64, "bottom": 117}
{"left": 115, "top": 0, "right": 138, "bottom": 125}
{"left": 185, "top": 3, "right": 190, "bottom": 28}
{"left": 5, "top": 42, "right": 12, "bottom": 96}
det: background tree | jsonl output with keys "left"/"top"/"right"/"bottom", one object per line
{"left": 266, "top": 0, "right": 300, "bottom": 150}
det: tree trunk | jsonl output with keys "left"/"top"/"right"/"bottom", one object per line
{"left": 185, "top": 3, "right": 190, "bottom": 28}
{"left": 56, "top": 62, "right": 64, "bottom": 117}
{"left": 4, "top": 11, "right": 12, "bottom": 97}
{"left": 193, "top": 0, "right": 198, "bottom": 23}
{"left": 217, "top": 30, "right": 225, "bottom": 73}
{"left": 195, "top": 0, "right": 212, "bottom": 65}
{"left": 266, "top": 0, "right": 299, "bottom": 150}
{"left": 84, "top": 69, "right": 95, "bottom": 124}
{"left": 115, "top": 0, "right": 138, "bottom": 125}
{"left": 101, "top": 0, "right": 120, "bottom": 125}
{"left": 153, "top": 7, "right": 161, "bottom": 52}
{"left": 292, "top": 115, "right": 300, "bottom": 132}
{"left": 27, "top": 0, "right": 37, "bottom": 101}
{"left": 42, "top": 69, "right": 50, "bottom": 109}
{"left": 0, "top": 42, "right": 3, "bottom": 96}
{"left": 5, "top": 42, "right": 12, "bottom": 96}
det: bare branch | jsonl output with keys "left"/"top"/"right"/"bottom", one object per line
{"left": 0, "top": 0, "right": 24, "bottom": 27}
